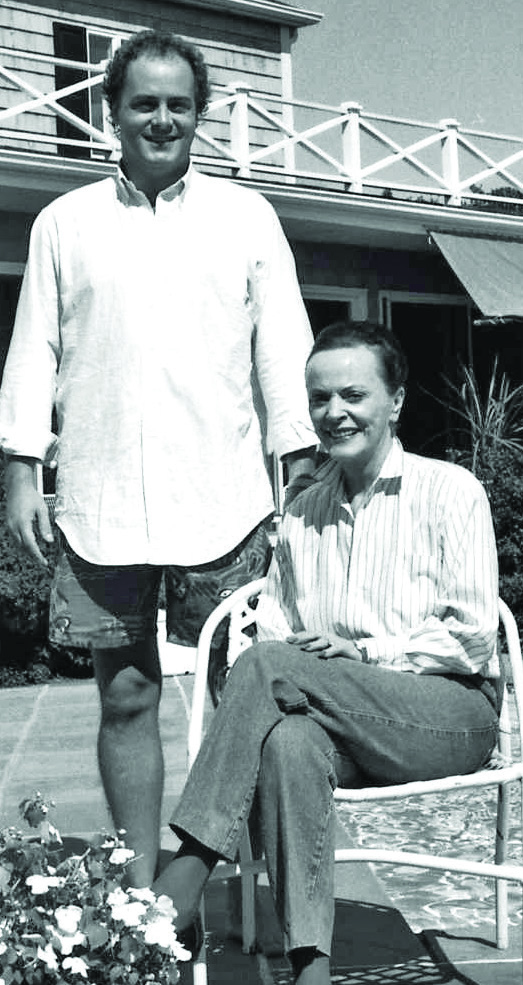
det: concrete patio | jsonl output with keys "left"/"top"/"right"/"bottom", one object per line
{"left": 0, "top": 674, "right": 521, "bottom": 984}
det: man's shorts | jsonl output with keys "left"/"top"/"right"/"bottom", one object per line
{"left": 49, "top": 523, "right": 272, "bottom": 651}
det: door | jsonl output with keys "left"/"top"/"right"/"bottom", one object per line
{"left": 388, "top": 301, "right": 470, "bottom": 457}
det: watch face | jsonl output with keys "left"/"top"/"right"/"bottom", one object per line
{"left": 356, "top": 641, "right": 371, "bottom": 664}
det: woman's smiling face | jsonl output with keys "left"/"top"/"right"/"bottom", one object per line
{"left": 306, "top": 344, "right": 405, "bottom": 481}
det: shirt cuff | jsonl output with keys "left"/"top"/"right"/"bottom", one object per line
{"left": 281, "top": 445, "right": 317, "bottom": 464}
{"left": 357, "top": 637, "right": 406, "bottom": 666}
{"left": 0, "top": 429, "right": 57, "bottom": 465}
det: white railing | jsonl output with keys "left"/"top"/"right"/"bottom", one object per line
{"left": 2, "top": 46, "right": 523, "bottom": 210}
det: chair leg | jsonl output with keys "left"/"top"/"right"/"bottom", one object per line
{"left": 239, "top": 827, "right": 258, "bottom": 954}
{"left": 495, "top": 782, "right": 510, "bottom": 949}
{"left": 192, "top": 901, "right": 208, "bottom": 985}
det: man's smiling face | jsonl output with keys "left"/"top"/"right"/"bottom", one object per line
{"left": 114, "top": 54, "right": 197, "bottom": 197}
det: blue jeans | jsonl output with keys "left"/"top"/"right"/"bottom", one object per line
{"left": 171, "top": 642, "right": 499, "bottom": 956}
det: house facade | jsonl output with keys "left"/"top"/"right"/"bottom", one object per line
{"left": 2, "top": 0, "right": 523, "bottom": 474}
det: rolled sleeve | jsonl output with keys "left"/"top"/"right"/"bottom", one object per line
{"left": 357, "top": 483, "right": 499, "bottom": 675}
{"left": 0, "top": 211, "right": 60, "bottom": 461}
{"left": 250, "top": 204, "right": 317, "bottom": 459}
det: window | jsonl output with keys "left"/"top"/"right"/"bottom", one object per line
{"left": 302, "top": 287, "right": 368, "bottom": 337}
{"left": 53, "top": 23, "right": 120, "bottom": 159}
{"left": 380, "top": 291, "right": 472, "bottom": 458}
{"left": 0, "top": 274, "right": 23, "bottom": 379}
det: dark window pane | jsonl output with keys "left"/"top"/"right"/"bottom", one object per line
{"left": 53, "top": 22, "right": 89, "bottom": 159}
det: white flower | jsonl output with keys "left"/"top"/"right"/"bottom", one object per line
{"left": 0, "top": 941, "right": 7, "bottom": 955}
{"left": 0, "top": 864, "right": 12, "bottom": 892}
{"left": 143, "top": 916, "right": 178, "bottom": 948}
{"left": 110, "top": 899, "right": 147, "bottom": 927}
{"left": 108, "top": 847, "right": 135, "bottom": 865}
{"left": 62, "top": 956, "right": 89, "bottom": 978}
{"left": 55, "top": 905, "right": 83, "bottom": 935}
{"left": 53, "top": 931, "right": 87, "bottom": 954}
{"left": 37, "top": 942, "right": 59, "bottom": 970}
{"left": 51, "top": 929, "right": 86, "bottom": 956}
{"left": 153, "top": 893, "right": 178, "bottom": 920}
{"left": 26, "top": 874, "right": 62, "bottom": 894}
{"left": 128, "top": 886, "right": 156, "bottom": 904}
{"left": 171, "top": 939, "right": 192, "bottom": 962}
{"left": 51, "top": 906, "right": 86, "bottom": 955}
{"left": 106, "top": 887, "right": 128, "bottom": 907}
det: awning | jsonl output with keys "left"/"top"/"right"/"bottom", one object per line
{"left": 431, "top": 231, "right": 523, "bottom": 319}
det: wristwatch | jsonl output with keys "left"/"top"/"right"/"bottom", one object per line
{"left": 354, "top": 640, "right": 376, "bottom": 665}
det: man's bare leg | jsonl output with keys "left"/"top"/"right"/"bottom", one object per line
{"left": 93, "top": 637, "right": 163, "bottom": 887}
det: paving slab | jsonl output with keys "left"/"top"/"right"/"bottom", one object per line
{"left": 0, "top": 678, "right": 521, "bottom": 983}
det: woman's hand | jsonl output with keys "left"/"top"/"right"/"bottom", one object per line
{"left": 286, "top": 631, "right": 360, "bottom": 660}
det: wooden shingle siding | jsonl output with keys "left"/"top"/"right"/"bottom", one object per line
{"left": 1, "top": 1, "right": 287, "bottom": 158}
{"left": 1, "top": 6, "right": 57, "bottom": 152}
{"left": 32, "top": 0, "right": 282, "bottom": 53}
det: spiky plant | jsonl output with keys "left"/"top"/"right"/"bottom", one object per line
{"left": 442, "top": 358, "right": 523, "bottom": 473}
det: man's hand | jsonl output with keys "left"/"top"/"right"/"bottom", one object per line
{"left": 5, "top": 457, "right": 53, "bottom": 568}
{"left": 282, "top": 447, "right": 318, "bottom": 507}
{"left": 286, "top": 631, "right": 360, "bottom": 660}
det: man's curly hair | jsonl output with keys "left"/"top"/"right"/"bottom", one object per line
{"left": 103, "top": 30, "right": 211, "bottom": 122}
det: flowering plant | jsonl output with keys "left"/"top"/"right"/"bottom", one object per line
{"left": 0, "top": 794, "right": 189, "bottom": 984}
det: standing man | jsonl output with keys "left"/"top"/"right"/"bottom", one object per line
{"left": 0, "top": 31, "right": 316, "bottom": 887}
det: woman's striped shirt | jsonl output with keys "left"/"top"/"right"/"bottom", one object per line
{"left": 257, "top": 440, "right": 499, "bottom": 677}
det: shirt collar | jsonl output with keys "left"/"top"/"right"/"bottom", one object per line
{"left": 115, "top": 162, "right": 193, "bottom": 207}
{"left": 319, "top": 437, "right": 404, "bottom": 509}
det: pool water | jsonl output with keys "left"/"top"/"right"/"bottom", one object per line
{"left": 338, "top": 783, "right": 522, "bottom": 934}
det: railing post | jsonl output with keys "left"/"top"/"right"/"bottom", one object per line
{"left": 440, "top": 118, "right": 461, "bottom": 205}
{"left": 229, "top": 82, "right": 251, "bottom": 178}
{"left": 340, "top": 101, "right": 363, "bottom": 192}
{"left": 280, "top": 25, "right": 296, "bottom": 181}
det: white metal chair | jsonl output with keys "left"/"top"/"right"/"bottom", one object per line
{"left": 189, "top": 579, "right": 523, "bottom": 984}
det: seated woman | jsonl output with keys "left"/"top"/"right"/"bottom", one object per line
{"left": 154, "top": 320, "right": 500, "bottom": 985}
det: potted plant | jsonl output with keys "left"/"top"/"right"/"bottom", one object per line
{"left": 0, "top": 794, "right": 189, "bottom": 984}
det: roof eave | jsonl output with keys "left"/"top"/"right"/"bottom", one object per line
{"left": 166, "top": 0, "right": 322, "bottom": 27}
{"left": 239, "top": 179, "right": 523, "bottom": 249}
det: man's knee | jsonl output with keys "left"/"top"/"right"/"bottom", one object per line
{"left": 94, "top": 642, "right": 161, "bottom": 721}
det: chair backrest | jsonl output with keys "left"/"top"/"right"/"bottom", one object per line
{"left": 498, "top": 599, "right": 523, "bottom": 763}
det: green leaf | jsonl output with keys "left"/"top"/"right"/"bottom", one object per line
{"left": 85, "top": 920, "right": 110, "bottom": 948}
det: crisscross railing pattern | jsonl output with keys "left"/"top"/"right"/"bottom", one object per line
{"left": 2, "top": 45, "right": 523, "bottom": 210}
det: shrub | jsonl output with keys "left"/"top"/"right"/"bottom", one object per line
{"left": 441, "top": 361, "right": 523, "bottom": 635}
{"left": 443, "top": 358, "right": 523, "bottom": 471}
{"left": 447, "top": 446, "right": 523, "bottom": 633}
{"left": 474, "top": 449, "right": 523, "bottom": 629}
{"left": 0, "top": 460, "right": 92, "bottom": 685}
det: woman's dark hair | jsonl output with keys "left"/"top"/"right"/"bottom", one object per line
{"left": 307, "top": 320, "right": 408, "bottom": 394}
{"left": 103, "top": 30, "right": 211, "bottom": 122}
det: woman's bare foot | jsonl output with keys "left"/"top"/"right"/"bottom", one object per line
{"left": 153, "top": 839, "right": 218, "bottom": 932}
